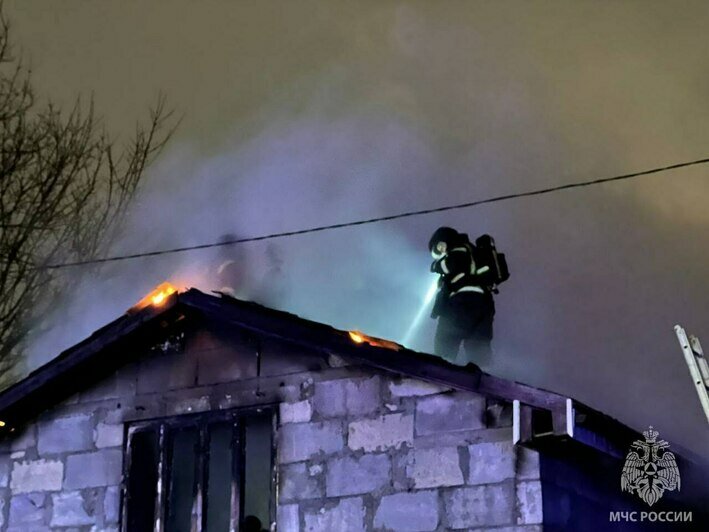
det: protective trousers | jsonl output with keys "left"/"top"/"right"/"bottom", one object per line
{"left": 434, "top": 291, "right": 494, "bottom": 367}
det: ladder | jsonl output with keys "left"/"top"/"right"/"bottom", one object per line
{"left": 674, "top": 325, "right": 709, "bottom": 425}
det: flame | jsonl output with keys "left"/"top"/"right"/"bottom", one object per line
{"left": 348, "top": 330, "right": 402, "bottom": 351}
{"left": 128, "top": 282, "right": 178, "bottom": 314}
{"left": 349, "top": 331, "right": 365, "bottom": 343}
{"left": 151, "top": 285, "right": 176, "bottom": 306}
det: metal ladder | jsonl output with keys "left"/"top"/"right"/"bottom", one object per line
{"left": 674, "top": 325, "right": 709, "bottom": 425}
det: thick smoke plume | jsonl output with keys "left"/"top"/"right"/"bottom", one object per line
{"left": 15, "top": 2, "right": 709, "bottom": 459}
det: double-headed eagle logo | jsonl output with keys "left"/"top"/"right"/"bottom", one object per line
{"left": 621, "top": 426, "right": 680, "bottom": 506}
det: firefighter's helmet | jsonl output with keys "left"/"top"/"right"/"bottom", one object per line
{"left": 429, "top": 226, "right": 462, "bottom": 258}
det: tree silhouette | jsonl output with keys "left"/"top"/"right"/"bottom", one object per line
{"left": 0, "top": 4, "right": 176, "bottom": 382}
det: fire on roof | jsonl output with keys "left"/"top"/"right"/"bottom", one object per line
{"left": 127, "top": 282, "right": 178, "bottom": 314}
{"left": 348, "top": 330, "right": 403, "bottom": 351}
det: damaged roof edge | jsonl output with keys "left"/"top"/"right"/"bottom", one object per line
{"left": 177, "top": 290, "right": 655, "bottom": 461}
{"left": 0, "top": 288, "right": 692, "bottom": 465}
{"left": 0, "top": 292, "right": 180, "bottom": 422}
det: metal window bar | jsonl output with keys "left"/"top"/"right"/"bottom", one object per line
{"left": 121, "top": 408, "right": 275, "bottom": 532}
{"left": 155, "top": 424, "right": 168, "bottom": 532}
{"left": 229, "top": 420, "right": 243, "bottom": 532}
{"left": 674, "top": 324, "right": 709, "bottom": 425}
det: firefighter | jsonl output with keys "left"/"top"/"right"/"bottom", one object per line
{"left": 429, "top": 226, "right": 495, "bottom": 366}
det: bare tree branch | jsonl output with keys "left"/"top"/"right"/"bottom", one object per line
{"left": 0, "top": 5, "right": 176, "bottom": 382}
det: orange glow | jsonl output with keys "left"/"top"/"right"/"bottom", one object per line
{"left": 348, "top": 330, "right": 402, "bottom": 351}
{"left": 151, "top": 284, "right": 176, "bottom": 306}
{"left": 128, "top": 282, "right": 178, "bottom": 314}
{"left": 349, "top": 331, "right": 365, "bottom": 343}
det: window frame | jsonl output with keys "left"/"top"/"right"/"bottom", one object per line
{"left": 120, "top": 405, "right": 278, "bottom": 532}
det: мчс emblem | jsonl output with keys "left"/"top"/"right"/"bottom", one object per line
{"left": 621, "top": 426, "right": 680, "bottom": 506}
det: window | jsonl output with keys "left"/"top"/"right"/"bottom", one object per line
{"left": 122, "top": 408, "right": 275, "bottom": 532}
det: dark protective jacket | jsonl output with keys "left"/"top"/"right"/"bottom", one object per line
{"left": 430, "top": 239, "right": 495, "bottom": 319}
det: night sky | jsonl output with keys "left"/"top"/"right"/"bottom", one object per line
{"left": 9, "top": 2, "right": 709, "bottom": 459}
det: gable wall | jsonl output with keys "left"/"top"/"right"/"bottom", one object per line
{"left": 0, "top": 325, "right": 542, "bottom": 531}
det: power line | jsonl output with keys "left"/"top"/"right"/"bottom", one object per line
{"left": 42, "top": 156, "right": 709, "bottom": 270}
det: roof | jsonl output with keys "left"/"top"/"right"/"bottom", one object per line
{"left": 0, "top": 289, "right": 695, "bottom": 464}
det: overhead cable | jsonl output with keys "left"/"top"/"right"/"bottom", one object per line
{"left": 42, "top": 156, "right": 709, "bottom": 270}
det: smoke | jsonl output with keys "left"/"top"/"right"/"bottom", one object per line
{"left": 15, "top": 1, "right": 709, "bottom": 459}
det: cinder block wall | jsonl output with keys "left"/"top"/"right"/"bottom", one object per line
{"left": 0, "top": 328, "right": 542, "bottom": 531}
{"left": 0, "top": 383, "right": 127, "bottom": 531}
{"left": 276, "top": 376, "right": 542, "bottom": 531}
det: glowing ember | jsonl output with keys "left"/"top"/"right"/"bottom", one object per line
{"left": 151, "top": 285, "right": 175, "bottom": 306}
{"left": 128, "top": 282, "right": 179, "bottom": 314}
{"left": 348, "top": 330, "right": 402, "bottom": 351}
{"left": 349, "top": 331, "right": 365, "bottom": 343}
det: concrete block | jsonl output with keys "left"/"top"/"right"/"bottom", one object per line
{"left": 415, "top": 394, "right": 485, "bottom": 436}
{"left": 277, "top": 504, "right": 299, "bottom": 531}
{"left": 516, "top": 480, "right": 543, "bottom": 525}
{"left": 79, "top": 375, "right": 119, "bottom": 403}
{"left": 279, "top": 421, "right": 343, "bottom": 464}
{"left": 10, "top": 425, "right": 36, "bottom": 452}
{"left": 392, "top": 452, "right": 413, "bottom": 491}
{"left": 327, "top": 354, "right": 351, "bottom": 368}
{"left": 137, "top": 351, "right": 197, "bottom": 394}
{"left": 115, "top": 363, "right": 139, "bottom": 397}
{"left": 409, "top": 447, "right": 464, "bottom": 488}
{"left": 313, "top": 376, "right": 380, "bottom": 418}
{"left": 413, "top": 427, "right": 509, "bottom": 450}
{"left": 51, "top": 491, "right": 97, "bottom": 526}
{"left": 0, "top": 454, "right": 10, "bottom": 487}
{"left": 168, "top": 395, "right": 211, "bottom": 416}
{"left": 104, "top": 486, "right": 120, "bottom": 523}
{"left": 348, "top": 413, "right": 413, "bottom": 452}
{"left": 388, "top": 378, "right": 449, "bottom": 397}
{"left": 94, "top": 423, "right": 124, "bottom": 449}
{"left": 37, "top": 415, "right": 93, "bottom": 455}
{"left": 280, "top": 462, "right": 322, "bottom": 501}
{"left": 444, "top": 483, "right": 514, "bottom": 529}
{"left": 468, "top": 441, "right": 516, "bottom": 485}
{"left": 64, "top": 450, "right": 123, "bottom": 489}
{"left": 8, "top": 493, "right": 47, "bottom": 527}
{"left": 197, "top": 343, "right": 257, "bottom": 385}
{"left": 374, "top": 490, "right": 439, "bottom": 531}
{"left": 326, "top": 454, "right": 391, "bottom": 497}
{"left": 303, "top": 497, "right": 365, "bottom": 532}
{"left": 280, "top": 400, "right": 313, "bottom": 424}
{"left": 10, "top": 460, "right": 63, "bottom": 493}
{"left": 516, "top": 447, "right": 541, "bottom": 480}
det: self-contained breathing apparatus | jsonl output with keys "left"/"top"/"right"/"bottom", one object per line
{"left": 472, "top": 233, "right": 510, "bottom": 293}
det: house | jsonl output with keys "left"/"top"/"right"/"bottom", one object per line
{"left": 0, "top": 287, "right": 706, "bottom": 531}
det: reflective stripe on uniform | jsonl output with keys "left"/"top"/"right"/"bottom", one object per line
{"left": 440, "top": 259, "right": 449, "bottom": 274}
{"left": 476, "top": 265, "right": 490, "bottom": 274}
{"left": 450, "top": 285, "right": 485, "bottom": 296}
{"left": 451, "top": 272, "right": 464, "bottom": 283}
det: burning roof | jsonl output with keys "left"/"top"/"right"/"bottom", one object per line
{"left": 127, "top": 282, "right": 178, "bottom": 315}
